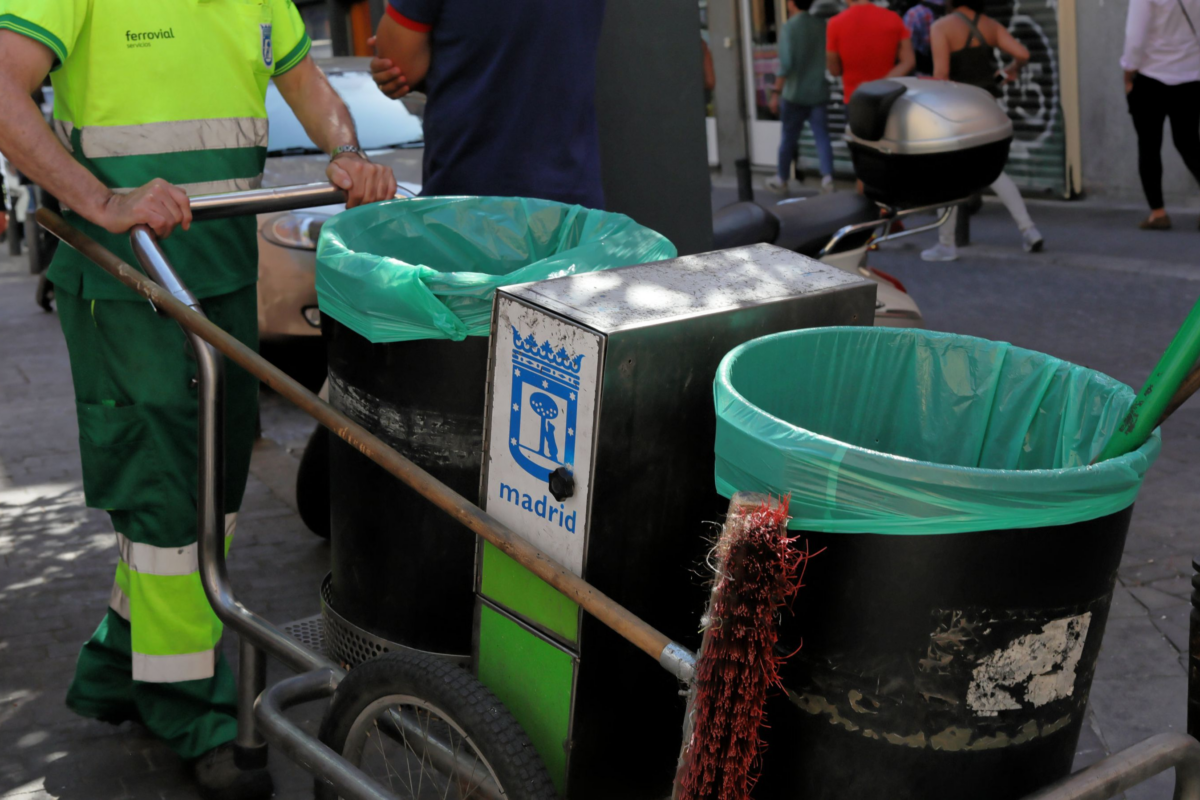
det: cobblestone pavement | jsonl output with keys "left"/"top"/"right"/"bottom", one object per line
{"left": 0, "top": 250, "right": 326, "bottom": 799}
{"left": 2, "top": 191, "right": 1198, "bottom": 800}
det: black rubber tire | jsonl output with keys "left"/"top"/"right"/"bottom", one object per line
{"left": 295, "top": 423, "right": 331, "bottom": 539}
{"left": 316, "top": 651, "right": 559, "bottom": 800}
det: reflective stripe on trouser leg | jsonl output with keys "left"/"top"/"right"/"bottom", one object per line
{"left": 107, "top": 516, "right": 238, "bottom": 681}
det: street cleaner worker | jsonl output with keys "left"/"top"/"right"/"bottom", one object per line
{"left": 0, "top": 3, "right": 395, "bottom": 798}
{"left": 366, "top": 0, "right": 607, "bottom": 208}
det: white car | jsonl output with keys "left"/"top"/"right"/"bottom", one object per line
{"left": 257, "top": 57, "right": 423, "bottom": 341}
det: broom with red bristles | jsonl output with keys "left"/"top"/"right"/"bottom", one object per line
{"left": 672, "top": 492, "right": 811, "bottom": 800}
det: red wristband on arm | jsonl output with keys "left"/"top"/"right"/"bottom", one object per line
{"left": 385, "top": 5, "right": 433, "bottom": 32}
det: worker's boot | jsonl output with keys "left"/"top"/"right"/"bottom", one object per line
{"left": 192, "top": 742, "right": 274, "bottom": 800}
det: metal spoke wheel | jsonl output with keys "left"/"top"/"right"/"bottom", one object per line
{"left": 316, "top": 651, "right": 558, "bottom": 800}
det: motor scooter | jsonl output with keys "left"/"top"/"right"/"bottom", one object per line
{"left": 712, "top": 188, "right": 959, "bottom": 329}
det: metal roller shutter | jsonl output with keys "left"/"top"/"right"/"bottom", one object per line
{"left": 796, "top": 0, "right": 1067, "bottom": 197}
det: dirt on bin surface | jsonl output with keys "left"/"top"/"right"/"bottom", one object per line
{"left": 0, "top": 194, "right": 1196, "bottom": 800}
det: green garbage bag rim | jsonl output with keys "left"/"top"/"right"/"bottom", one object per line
{"left": 316, "top": 195, "right": 677, "bottom": 343}
{"left": 715, "top": 326, "right": 1161, "bottom": 480}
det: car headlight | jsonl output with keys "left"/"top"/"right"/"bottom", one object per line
{"left": 260, "top": 212, "right": 329, "bottom": 250}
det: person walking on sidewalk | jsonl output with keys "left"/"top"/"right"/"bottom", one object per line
{"left": 767, "top": 0, "right": 835, "bottom": 195}
{"left": 0, "top": 2, "right": 395, "bottom": 798}
{"left": 905, "top": 0, "right": 946, "bottom": 75}
{"left": 921, "top": 0, "right": 1044, "bottom": 261}
{"left": 1122, "top": 0, "right": 1200, "bottom": 230}
{"left": 826, "top": 0, "right": 915, "bottom": 105}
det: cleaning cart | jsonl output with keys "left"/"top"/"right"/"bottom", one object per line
{"left": 36, "top": 185, "right": 1200, "bottom": 800}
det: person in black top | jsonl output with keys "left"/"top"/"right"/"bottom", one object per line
{"left": 921, "top": 0, "right": 1044, "bottom": 261}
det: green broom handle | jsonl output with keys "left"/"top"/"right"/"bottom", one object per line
{"left": 1098, "top": 295, "right": 1200, "bottom": 462}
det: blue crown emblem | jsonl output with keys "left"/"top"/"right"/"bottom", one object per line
{"left": 508, "top": 328, "right": 583, "bottom": 481}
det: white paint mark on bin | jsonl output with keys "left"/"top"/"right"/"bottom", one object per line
{"left": 967, "top": 613, "right": 1091, "bottom": 717}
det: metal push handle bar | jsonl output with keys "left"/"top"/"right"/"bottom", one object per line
{"left": 1019, "top": 732, "right": 1200, "bottom": 800}
{"left": 128, "top": 224, "right": 342, "bottom": 676}
{"left": 188, "top": 182, "right": 345, "bottom": 219}
{"left": 37, "top": 199, "right": 698, "bottom": 683}
{"left": 185, "top": 180, "right": 416, "bottom": 221}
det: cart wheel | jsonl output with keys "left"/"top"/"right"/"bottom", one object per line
{"left": 316, "top": 651, "right": 558, "bottom": 800}
{"left": 296, "top": 423, "right": 330, "bottom": 539}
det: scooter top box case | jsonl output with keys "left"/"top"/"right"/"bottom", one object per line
{"left": 845, "top": 78, "right": 1013, "bottom": 207}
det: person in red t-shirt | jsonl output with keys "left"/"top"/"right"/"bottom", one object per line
{"left": 826, "top": 0, "right": 915, "bottom": 104}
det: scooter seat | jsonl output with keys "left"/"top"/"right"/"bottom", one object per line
{"left": 712, "top": 200, "right": 781, "bottom": 251}
{"left": 771, "top": 192, "right": 879, "bottom": 257}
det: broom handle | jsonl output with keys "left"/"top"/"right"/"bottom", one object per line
{"left": 1098, "top": 295, "right": 1200, "bottom": 462}
{"left": 1158, "top": 364, "right": 1200, "bottom": 430}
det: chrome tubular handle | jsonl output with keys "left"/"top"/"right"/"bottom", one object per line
{"left": 129, "top": 225, "right": 202, "bottom": 310}
{"left": 186, "top": 181, "right": 417, "bottom": 222}
{"left": 188, "top": 182, "right": 347, "bottom": 221}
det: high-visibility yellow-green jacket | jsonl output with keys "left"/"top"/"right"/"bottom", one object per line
{"left": 0, "top": 0, "right": 312, "bottom": 299}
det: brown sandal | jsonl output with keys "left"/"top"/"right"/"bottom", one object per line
{"left": 1140, "top": 214, "right": 1172, "bottom": 230}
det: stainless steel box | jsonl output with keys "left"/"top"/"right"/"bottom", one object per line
{"left": 475, "top": 244, "right": 875, "bottom": 798}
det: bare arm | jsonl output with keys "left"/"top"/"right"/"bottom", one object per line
{"left": 931, "top": 23, "right": 952, "bottom": 80}
{"left": 375, "top": 14, "right": 432, "bottom": 91}
{"left": 992, "top": 19, "right": 1029, "bottom": 65}
{"left": 887, "top": 37, "right": 916, "bottom": 77}
{"left": 0, "top": 31, "right": 190, "bottom": 237}
{"left": 273, "top": 56, "right": 397, "bottom": 207}
{"left": 826, "top": 51, "right": 843, "bottom": 76}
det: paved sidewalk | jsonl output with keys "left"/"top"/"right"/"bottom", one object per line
{"left": 0, "top": 252, "right": 327, "bottom": 799}
{"left": 1, "top": 188, "right": 1197, "bottom": 800}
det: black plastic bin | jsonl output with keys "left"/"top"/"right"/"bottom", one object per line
{"left": 712, "top": 327, "right": 1161, "bottom": 800}
{"left": 324, "top": 319, "right": 490, "bottom": 656}
{"left": 314, "top": 196, "right": 675, "bottom": 661}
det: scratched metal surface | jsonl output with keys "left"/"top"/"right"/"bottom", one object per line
{"left": 507, "top": 244, "right": 869, "bottom": 333}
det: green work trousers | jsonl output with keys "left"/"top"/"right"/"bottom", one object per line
{"left": 57, "top": 284, "right": 259, "bottom": 760}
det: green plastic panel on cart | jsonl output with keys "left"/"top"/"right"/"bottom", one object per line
{"left": 477, "top": 603, "right": 576, "bottom": 793}
{"left": 479, "top": 542, "right": 579, "bottom": 643}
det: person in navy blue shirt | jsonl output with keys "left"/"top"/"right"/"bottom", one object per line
{"left": 370, "top": 0, "right": 606, "bottom": 209}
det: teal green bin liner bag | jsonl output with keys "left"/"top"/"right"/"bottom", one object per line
{"left": 315, "top": 196, "right": 678, "bottom": 343}
{"left": 714, "top": 327, "right": 1162, "bottom": 535}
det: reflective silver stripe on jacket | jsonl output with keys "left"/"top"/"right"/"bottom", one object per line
{"left": 178, "top": 176, "right": 264, "bottom": 196}
{"left": 132, "top": 650, "right": 217, "bottom": 683}
{"left": 79, "top": 118, "right": 269, "bottom": 159}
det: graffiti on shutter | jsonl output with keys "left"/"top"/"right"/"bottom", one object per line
{"left": 796, "top": 0, "right": 1066, "bottom": 197}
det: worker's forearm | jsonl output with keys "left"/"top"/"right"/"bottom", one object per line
{"left": 0, "top": 78, "right": 112, "bottom": 223}
{"left": 275, "top": 59, "right": 358, "bottom": 155}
